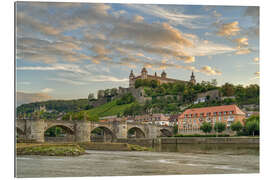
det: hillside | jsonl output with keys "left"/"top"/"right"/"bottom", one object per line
{"left": 62, "top": 100, "right": 135, "bottom": 121}
{"left": 17, "top": 99, "right": 90, "bottom": 114}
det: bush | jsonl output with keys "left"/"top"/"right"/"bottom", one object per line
{"left": 116, "top": 93, "right": 135, "bottom": 105}
{"left": 200, "top": 122, "right": 212, "bottom": 134}
{"left": 214, "top": 122, "right": 226, "bottom": 133}
{"left": 230, "top": 121, "right": 243, "bottom": 132}
{"left": 246, "top": 120, "right": 259, "bottom": 136}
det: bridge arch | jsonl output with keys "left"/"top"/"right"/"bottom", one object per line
{"left": 127, "top": 127, "right": 146, "bottom": 138}
{"left": 44, "top": 124, "right": 75, "bottom": 142}
{"left": 16, "top": 127, "right": 24, "bottom": 135}
{"left": 91, "top": 126, "right": 116, "bottom": 142}
{"left": 160, "top": 128, "right": 173, "bottom": 137}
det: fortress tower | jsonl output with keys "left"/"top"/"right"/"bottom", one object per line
{"left": 129, "top": 67, "right": 196, "bottom": 88}
{"left": 190, "top": 71, "right": 196, "bottom": 85}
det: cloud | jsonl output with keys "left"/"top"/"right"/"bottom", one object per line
{"left": 17, "top": 2, "right": 239, "bottom": 79}
{"left": 244, "top": 7, "right": 259, "bottom": 19}
{"left": 235, "top": 48, "right": 251, "bottom": 55}
{"left": 133, "top": 15, "right": 144, "bottom": 23}
{"left": 41, "top": 88, "right": 54, "bottom": 93}
{"left": 233, "top": 37, "right": 248, "bottom": 46}
{"left": 89, "top": 76, "right": 129, "bottom": 82}
{"left": 126, "top": 4, "right": 205, "bottom": 29}
{"left": 110, "top": 22, "right": 194, "bottom": 48}
{"left": 183, "top": 56, "right": 195, "bottom": 63}
{"left": 254, "top": 71, "right": 260, "bottom": 78}
{"left": 17, "top": 64, "right": 89, "bottom": 74}
{"left": 17, "top": 12, "right": 61, "bottom": 36}
{"left": 18, "top": 81, "right": 31, "bottom": 85}
{"left": 200, "top": 66, "right": 222, "bottom": 75}
{"left": 16, "top": 91, "right": 52, "bottom": 106}
{"left": 217, "top": 21, "right": 240, "bottom": 37}
{"left": 47, "top": 78, "right": 87, "bottom": 85}
{"left": 253, "top": 57, "right": 259, "bottom": 62}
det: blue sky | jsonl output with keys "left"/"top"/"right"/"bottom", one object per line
{"left": 16, "top": 2, "right": 259, "bottom": 101}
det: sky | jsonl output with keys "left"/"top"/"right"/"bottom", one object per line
{"left": 15, "top": 2, "right": 259, "bottom": 103}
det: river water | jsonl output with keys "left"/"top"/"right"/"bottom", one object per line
{"left": 16, "top": 144, "right": 259, "bottom": 177}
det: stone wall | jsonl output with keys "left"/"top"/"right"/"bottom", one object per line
{"left": 160, "top": 137, "right": 259, "bottom": 144}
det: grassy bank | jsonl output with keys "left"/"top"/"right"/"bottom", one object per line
{"left": 16, "top": 143, "right": 85, "bottom": 156}
{"left": 16, "top": 142, "right": 151, "bottom": 156}
{"left": 78, "top": 142, "right": 152, "bottom": 151}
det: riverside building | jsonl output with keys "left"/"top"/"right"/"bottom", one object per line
{"left": 178, "top": 104, "right": 246, "bottom": 134}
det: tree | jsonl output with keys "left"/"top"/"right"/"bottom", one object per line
{"left": 211, "top": 79, "right": 218, "bottom": 86}
{"left": 173, "top": 125, "right": 178, "bottom": 135}
{"left": 200, "top": 122, "right": 212, "bottom": 134}
{"left": 220, "top": 83, "right": 235, "bottom": 96}
{"left": 214, "top": 122, "right": 226, "bottom": 134}
{"left": 245, "top": 120, "right": 259, "bottom": 136}
{"left": 88, "top": 93, "right": 95, "bottom": 101}
{"left": 230, "top": 121, "right": 243, "bottom": 133}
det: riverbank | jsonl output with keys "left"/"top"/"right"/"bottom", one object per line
{"left": 79, "top": 142, "right": 151, "bottom": 151}
{"left": 16, "top": 142, "right": 151, "bottom": 156}
{"left": 16, "top": 143, "right": 86, "bottom": 156}
{"left": 117, "top": 136, "right": 259, "bottom": 147}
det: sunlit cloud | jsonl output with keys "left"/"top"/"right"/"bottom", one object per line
{"left": 41, "top": 88, "right": 54, "bottom": 93}
{"left": 253, "top": 57, "right": 259, "bottom": 62}
{"left": 16, "top": 91, "right": 52, "bottom": 106}
{"left": 200, "top": 66, "right": 222, "bottom": 75}
{"left": 217, "top": 21, "right": 240, "bottom": 37}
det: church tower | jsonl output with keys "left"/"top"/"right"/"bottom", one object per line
{"left": 161, "top": 70, "right": 167, "bottom": 78}
{"left": 129, "top": 70, "right": 135, "bottom": 88}
{"left": 141, "top": 67, "right": 148, "bottom": 79}
{"left": 190, "top": 71, "right": 196, "bottom": 84}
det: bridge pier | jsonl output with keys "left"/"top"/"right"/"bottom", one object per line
{"left": 75, "top": 121, "right": 90, "bottom": 142}
{"left": 25, "top": 118, "right": 45, "bottom": 143}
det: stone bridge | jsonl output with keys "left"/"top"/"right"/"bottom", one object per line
{"left": 16, "top": 118, "right": 174, "bottom": 143}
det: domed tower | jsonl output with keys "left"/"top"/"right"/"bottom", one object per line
{"left": 161, "top": 70, "right": 167, "bottom": 78}
{"left": 141, "top": 67, "right": 148, "bottom": 79}
{"left": 190, "top": 71, "right": 196, "bottom": 84}
{"left": 129, "top": 70, "right": 135, "bottom": 88}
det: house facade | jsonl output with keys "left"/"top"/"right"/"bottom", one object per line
{"left": 178, "top": 104, "right": 246, "bottom": 134}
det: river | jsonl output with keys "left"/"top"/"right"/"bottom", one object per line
{"left": 16, "top": 144, "right": 259, "bottom": 177}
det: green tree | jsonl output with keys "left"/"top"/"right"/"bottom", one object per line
{"left": 245, "top": 120, "right": 259, "bottom": 136}
{"left": 173, "top": 125, "right": 178, "bottom": 135}
{"left": 245, "top": 115, "right": 260, "bottom": 136}
{"left": 230, "top": 121, "right": 243, "bottom": 133}
{"left": 220, "top": 83, "right": 235, "bottom": 96}
{"left": 214, "top": 122, "right": 226, "bottom": 133}
{"left": 200, "top": 122, "right": 212, "bottom": 134}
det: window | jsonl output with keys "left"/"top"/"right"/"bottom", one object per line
{"left": 219, "top": 112, "right": 222, "bottom": 115}
{"left": 207, "top": 112, "right": 211, "bottom": 116}
{"left": 213, "top": 112, "right": 217, "bottom": 116}
{"left": 219, "top": 117, "right": 221, "bottom": 121}
{"left": 193, "top": 119, "right": 196, "bottom": 124}
{"left": 224, "top": 111, "right": 227, "bottom": 115}
{"left": 200, "top": 113, "right": 204, "bottom": 117}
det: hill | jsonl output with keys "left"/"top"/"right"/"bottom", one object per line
{"left": 17, "top": 99, "right": 90, "bottom": 114}
{"left": 62, "top": 100, "right": 135, "bottom": 121}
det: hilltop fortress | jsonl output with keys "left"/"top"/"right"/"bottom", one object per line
{"left": 129, "top": 67, "right": 196, "bottom": 88}
{"left": 90, "top": 67, "right": 196, "bottom": 107}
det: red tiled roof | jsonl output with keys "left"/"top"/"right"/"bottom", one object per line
{"left": 179, "top": 104, "right": 245, "bottom": 118}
